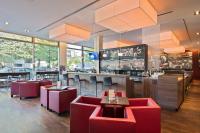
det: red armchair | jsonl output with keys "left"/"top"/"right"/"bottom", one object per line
{"left": 40, "top": 85, "right": 55, "bottom": 107}
{"left": 70, "top": 96, "right": 101, "bottom": 133}
{"left": 89, "top": 106, "right": 136, "bottom": 133}
{"left": 11, "top": 80, "right": 27, "bottom": 97}
{"left": 19, "top": 81, "right": 40, "bottom": 99}
{"left": 48, "top": 88, "right": 77, "bottom": 114}
{"left": 101, "top": 90, "right": 126, "bottom": 98}
{"left": 128, "top": 98, "right": 161, "bottom": 133}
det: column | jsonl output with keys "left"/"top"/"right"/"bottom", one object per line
{"left": 94, "top": 35, "right": 103, "bottom": 74}
{"left": 58, "top": 42, "right": 67, "bottom": 74}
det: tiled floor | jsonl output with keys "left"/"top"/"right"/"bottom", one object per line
{"left": 0, "top": 80, "right": 200, "bottom": 133}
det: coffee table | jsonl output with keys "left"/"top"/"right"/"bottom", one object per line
{"left": 101, "top": 96, "right": 129, "bottom": 118}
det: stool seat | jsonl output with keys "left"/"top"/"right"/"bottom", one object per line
{"left": 103, "top": 77, "right": 118, "bottom": 89}
{"left": 74, "top": 75, "right": 87, "bottom": 95}
{"left": 90, "top": 76, "right": 103, "bottom": 97}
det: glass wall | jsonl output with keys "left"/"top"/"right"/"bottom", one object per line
{"left": 66, "top": 44, "right": 95, "bottom": 71}
{"left": 0, "top": 32, "right": 59, "bottom": 75}
{"left": 66, "top": 44, "right": 82, "bottom": 71}
{"left": 0, "top": 39, "right": 33, "bottom": 73}
{"left": 83, "top": 47, "right": 95, "bottom": 70}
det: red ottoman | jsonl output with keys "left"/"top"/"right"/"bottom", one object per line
{"left": 48, "top": 88, "right": 77, "bottom": 114}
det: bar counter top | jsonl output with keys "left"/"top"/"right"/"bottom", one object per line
{"left": 66, "top": 72, "right": 129, "bottom": 78}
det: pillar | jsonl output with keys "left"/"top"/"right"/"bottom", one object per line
{"left": 94, "top": 35, "right": 103, "bottom": 74}
{"left": 58, "top": 42, "right": 67, "bottom": 74}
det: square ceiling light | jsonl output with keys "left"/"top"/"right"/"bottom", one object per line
{"left": 49, "top": 24, "right": 90, "bottom": 43}
{"left": 95, "top": 0, "right": 157, "bottom": 33}
{"left": 160, "top": 31, "right": 180, "bottom": 49}
{"left": 164, "top": 46, "right": 185, "bottom": 54}
{"left": 103, "top": 40, "right": 138, "bottom": 49}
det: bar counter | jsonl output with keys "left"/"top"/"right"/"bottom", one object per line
{"left": 66, "top": 72, "right": 134, "bottom": 98}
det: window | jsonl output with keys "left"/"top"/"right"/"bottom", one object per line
{"left": 35, "top": 44, "right": 58, "bottom": 71}
{"left": 83, "top": 47, "right": 96, "bottom": 70}
{"left": 0, "top": 38, "right": 33, "bottom": 74}
{"left": 66, "top": 48, "right": 82, "bottom": 71}
{"left": 66, "top": 44, "right": 96, "bottom": 71}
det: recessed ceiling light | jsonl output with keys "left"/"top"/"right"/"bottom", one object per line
{"left": 5, "top": 21, "right": 9, "bottom": 25}
{"left": 24, "top": 29, "right": 30, "bottom": 33}
{"left": 194, "top": 10, "right": 200, "bottom": 15}
{"left": 196, "top": 32, "right": 200, "bottom": 35}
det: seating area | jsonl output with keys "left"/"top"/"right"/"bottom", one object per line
{"left": 70, "top": 95, "right": 161, "bottom": 133}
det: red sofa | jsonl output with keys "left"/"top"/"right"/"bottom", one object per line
{"left": 11, "top": 80, "right": 27, "bottom": 97}
{"left": 48, "top": 88, "right": 77, "bottom": 114}
{"left": 128, "top": 98, "right": 161, "bottom": 133}
{"left": 89, "top": 106, "right": 136, "bottom": 133}
{"left": 101, "top": 90, "right": 126, "bottom": 97}
{"left": 19, "top": 81, "right": 40, "bottom": 99}
{"left": 70, "top": 96, "right": 101, "bottom": 133}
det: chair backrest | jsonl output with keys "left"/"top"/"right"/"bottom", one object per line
{"left": 103, "top": 77, "right": 112, "bottom": 86}
{"left": 90, "top": 76, "right": 97, "bottom": 84}
{"left": 74, "top": 75, "right": 80, "bottom": 82}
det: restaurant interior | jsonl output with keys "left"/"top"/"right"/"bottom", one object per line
{"left": 0, "top": 0, "right": 200, "bottom": 133}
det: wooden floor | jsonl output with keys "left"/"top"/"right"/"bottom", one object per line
{"left": 0, "top": 80, "right": 200, "bottom": 133}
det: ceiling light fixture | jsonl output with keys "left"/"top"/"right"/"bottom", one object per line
{"left": 5, "top": 21, "right": 9, "bottom": 25}
{"left": 103, "top": 40, "right": 137, "bottom": 49}
{"left": 196, "top": 32, "right": 200, "bottom": 35}
{"left": 160, "top": 31, "right": 180, "bottom": 49}
{"left": 194, "top": 10, "right": 200, "bottom": 15}
{"left": 95, "top": 0, "right": 157, "bottom": 33}
{"left": 24, "top": 29, "right": 30, "bottom": 33}
{"left": 164, "top": 46, "right": 185, "bottom": 54}
{"left": 49, "top": 24, "right": 90, "bottom": 43}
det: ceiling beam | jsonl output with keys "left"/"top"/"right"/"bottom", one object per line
{"left": 182, "top": 19, "right": 192, "bottom": 41}
{"left": 37, "top": 0, "right": 101, "bottom": 32}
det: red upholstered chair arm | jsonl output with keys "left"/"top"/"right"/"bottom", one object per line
{"left": 70, "top": 99, "right": 99, "bottom": 133}
{"left": 129, "top": 98, "right": 161, "bottom": 133}
{"left": 72, "top": 96, "right": 101, "bottom": 105}
{"left": 128, "top": 98, "right": 148, "bottom": 106}
{"left": 89, "top": 107, "right": 136, "bottom": 133}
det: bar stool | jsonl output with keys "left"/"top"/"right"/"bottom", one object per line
{"left": 74, "top": 75, "right": 86, "bottom": 95}
{"left": 103, "top": 77, "right": 118, "bottom": 90}
{"left": 90, "top": 76, "right": 103, "bottom": 97}
{"left": 63, "top": 74, "right": 74, "bottom": 86}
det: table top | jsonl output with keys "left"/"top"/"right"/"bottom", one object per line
{"left": 101, "top": 96, "right": 129, "bottom": 106}
{"left": 47, "top": 86, "right": 70, "bottom": 91}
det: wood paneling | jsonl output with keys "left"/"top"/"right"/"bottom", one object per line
{"left": 157, "top": 74, "right": 184, "bottom": 110}
{"left": 192, "top": 51, "right": 200, "bottom": 80}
